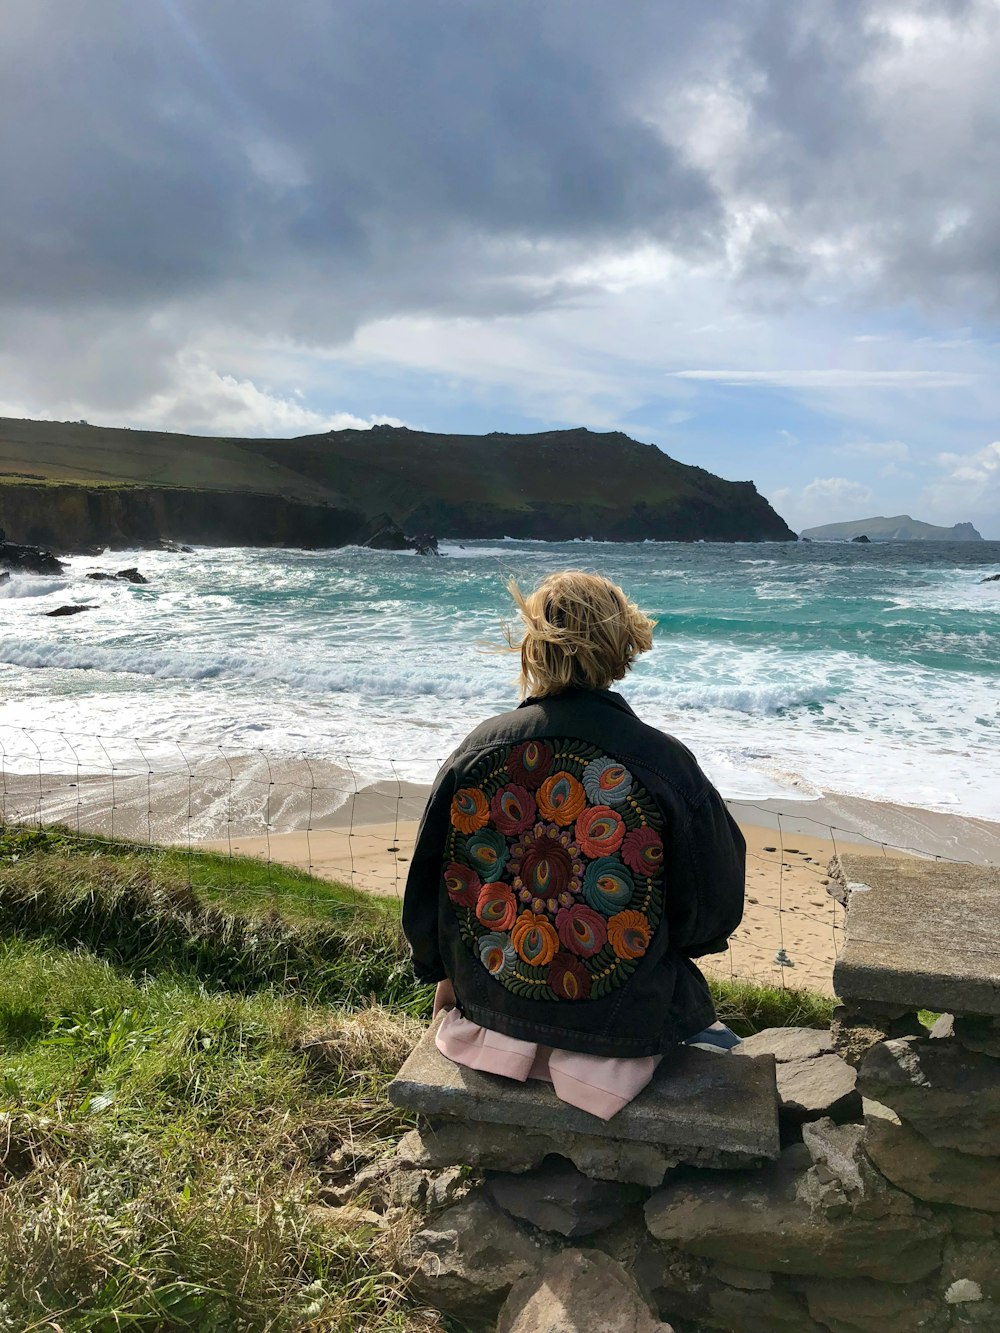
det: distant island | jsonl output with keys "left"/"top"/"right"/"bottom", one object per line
{"left": 0, "top": 417, "right": 795, "bottom": 551}
{"left": 800, "top": 515, "right": 983, "bottom": 543}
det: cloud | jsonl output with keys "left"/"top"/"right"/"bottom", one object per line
{"left": 668, "top": 370, "right": 973, "bottom": 388}
{"left": 771, "top": 476, "right": 875, "bottom": 530}
{"left": 919, "top": 441, "right": 1000, "bottom": 533}
{"left": 126, "top": 360, "right": 405, "bottom": 437}
{"left": 1, "top": 0, "right": 1000, "bottom": 452}
{"left": 834, "top": 440, "right": 911, "bottom": 461}
{"left": 936, "top": 440, "right": 1000, "bottom": 484}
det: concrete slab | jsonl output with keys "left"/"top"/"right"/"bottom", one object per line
{"left": 388, "top": 1015, "right": 781, "bottom": 1162}
{"left": 833, "top": 855, "right": 1000, "bottom": 1015}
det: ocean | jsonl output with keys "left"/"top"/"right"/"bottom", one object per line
{"left": 1, "top": 539, "right": 998, "bottom": 822}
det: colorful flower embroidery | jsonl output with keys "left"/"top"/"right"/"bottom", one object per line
{"left": 506, "top": 740, "right": 554, "bottom": 789}
{"left": 476, "top": 882, "right": 517, "bottom": 932}
{"left": 465, "top": 827, "right": 509, "bottom": 882}
{"left": 608, "top": 910, "right": 652, "bottom": 960}
{"left": 581, "top": 857, "right": 635, "bottom": 914}
{"left": 451, "top": 786, "right": 490, "bottom": 834}
{"left": 511, "top": 910, "right": 560, "bottom": 967}
{"left": 621, "top": 826, "right": 664, "bottom": 877}
{"left": 582, "top": 756, "right": 633, "bottom": 806}
{"left": 555, "top": 903, "right": 608, "bottom": 958}
{"left": 536, "top": 772, "right": 586, "bottom": 826}
{"left": 478, "top": 932, "right": 516, "bottom": 977}
{"left": 574, "top": 804, "right": 625, "bottom": 859}
{"left": 548, "top": 952, "right": 592, "bottom": 1000}
{"left": 444, "top": 861, "right": 481, "bottom": 909}
{"left": 508, "top": 822, "right": 584, "bottom": 913}
{"left": 490, "top": 783, "right": 536, "bottom": 836}
{"left": 444, "top": 738, "right": 664, "bottom": 1001}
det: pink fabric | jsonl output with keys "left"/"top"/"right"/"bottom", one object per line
{"left": 435, "top": 1007, "right": 661, "bottom": 1121}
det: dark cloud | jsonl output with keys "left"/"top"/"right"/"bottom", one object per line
{"left": 1, "top": 0, "right": 1000, "bottom": 420}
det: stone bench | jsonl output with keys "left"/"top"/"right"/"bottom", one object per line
{"left": 374, "top": 855, "right": 1000, "bottom": 1331}
{"left": 833, "top": 854, "right": 1000, "bottom": 1017}
{"left": 387, "top": 1013, "right": 781, "bottom": 1185}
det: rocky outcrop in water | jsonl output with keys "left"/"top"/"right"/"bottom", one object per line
{"left": 0, "top": 532, "right": 65, "bottom": 574}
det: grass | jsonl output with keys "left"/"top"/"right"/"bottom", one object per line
{"left": 0, "top": 823, "right": 834, "bottom": 1330}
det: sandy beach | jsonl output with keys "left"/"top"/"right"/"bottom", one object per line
{"left": 200, "top": 813, "right": 859, "bottom": 994}
{"left": 4, "top": 763, "right": 997, "bottom": 998}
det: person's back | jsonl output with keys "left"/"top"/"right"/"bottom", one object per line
{"left": 402, "top": 570, "right": 746, "bottom": 1114}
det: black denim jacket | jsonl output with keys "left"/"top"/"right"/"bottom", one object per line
{"left": 401, "top": 687, "right": 745, "bottom": 1057}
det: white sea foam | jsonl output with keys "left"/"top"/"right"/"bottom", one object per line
{"left": 0, "top": 541, "right": 996, "bottom": 822}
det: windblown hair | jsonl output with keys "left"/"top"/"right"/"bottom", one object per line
{"left": 505, "top": 570, "right": 656, "bottom": 699}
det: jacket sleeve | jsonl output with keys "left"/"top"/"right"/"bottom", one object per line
{"left": 665, "top": 782, "right": 746, "bottom": 958}
{"left": 401, "top": 762, "right": 457, "bottom": 984}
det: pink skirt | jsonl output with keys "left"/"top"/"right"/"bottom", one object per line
{"left": 435, "top": 1007, "right": 661, "bottom": 1121}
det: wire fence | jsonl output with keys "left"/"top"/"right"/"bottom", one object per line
{"left": 1, "top": 723, "right": 994, "bottom": 995}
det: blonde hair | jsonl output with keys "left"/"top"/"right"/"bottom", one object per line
{"left": 504, "top": 570, "right": 656, "bottom": 699}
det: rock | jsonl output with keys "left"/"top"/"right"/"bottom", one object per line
{"left": 644, "top": 1123, "right": 945, "bottom": 1281}
{"left": 801, "top": 1276, "right": 948, "bottom": 1333}
{"left": 404, "top": 1192, "right": 561, "bottom": 1324}
{"left": 733, "top": 1027, "right": 862, "bottom": 1126}
{"left": 777, "top": 1053, "right": 861, "bottom": 1126}
{"left": 44, "top": 604, "right": 94, "bottom": 616}
{"left": 735, "top": 1027, "right": 834, "bottom": 1062}
{"left": 485, "top": 1158, "right": 640, "bottom": 1238}
{"left": 707, "top": 1283, "right": 828, "bottom": 1333}
{"left": 953, "top": 1015, "right": 1000, "bottom": 1059}
{"left": 857, "top": 1036, "right": 1000, "bottom": 1156}
{"left": 852, "top": 534, "right": 871, "bottom": 543}
{"left": 930, "top": 1014, "right": 955, "bottom": 1039}
{"left": 159, "top": 540, "right": 194, "bottom": 553}
{"left": 408, "top": 1116, "right": 722, "bottom": 1187}
{"left": 942, "top": 1239, "right": 1000, "bottom": 1303}
{"left": 322, "top": 1142, "right": 470, "bottom": 1215}
{"left": 831, "top": 1002, "right": 925, "bottom": 1067}
{"left": 388, "top": 1015, "right": 781, "bottom": 1170}
{"left": 980, "top": 573, "right": 1000, "bottom": 583}
{"left": 363, "top": 518, "right": 439, "bottom": 555}
{"left": 946, "top": 1279, "right": 983, "bottom": 1304}
{"left": 86, "top": 567, "right": 148, "bottom": 584}
{"left": 0, "top": 571, "right": 9, "bottom": 585}
{"left": 0, "top": 540, "right": 64, "bottom": 575}
{"left": 496, "top": 1248, "right": 671, "bottom": 1333}
{"left": 833, "top": 855, "right": 1000, "bottom": 1018}
{"left": 863, "top": 1099, "right": 1000, "bottom": 1211}
{"left": 711, "top": 1262, "right": 773, "bottom": 1290}
{"left": 942, "top": 1208, "right": 996, "bottom": 1240}
{"left": 631, "top": 1241, "right": 719, "bottom": 1326}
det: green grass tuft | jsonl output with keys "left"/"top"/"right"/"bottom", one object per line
{"left": 0, "top": 822, "right": 835, "bottom": 1330}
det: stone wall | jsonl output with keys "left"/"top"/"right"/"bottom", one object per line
{"left": 358, "top": 853, "right": 999, "bottom": 1332}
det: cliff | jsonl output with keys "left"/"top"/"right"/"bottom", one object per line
{"left": 0, "top": 417, "right": 795, "bottom": 549}
{"left": 801, "top": 515, "right": 983, "bottom": 542}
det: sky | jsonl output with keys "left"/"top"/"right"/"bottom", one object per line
{"left": 2, "top": 1, "right": 1000, "bottom": 536}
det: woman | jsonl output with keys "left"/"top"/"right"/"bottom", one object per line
{"left": 402, "top": 570, "right": 745, "bottom": 1120}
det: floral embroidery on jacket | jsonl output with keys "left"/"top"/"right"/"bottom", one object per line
{"left": 442, "top": 739, "right": 665, "bottom": 1001}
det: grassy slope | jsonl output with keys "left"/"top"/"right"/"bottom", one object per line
{"left": 0, "top": 827, "right": 832, "bottom": 1331}
{"left": 0, "top": 417, "right": 794, "bottom": 539}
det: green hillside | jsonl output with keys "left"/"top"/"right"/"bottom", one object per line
{"left": 0, "top": 416, "right": 795, "bottom": 546}
{"left": 801, "top": 514, "right": 983, "bottom": 542}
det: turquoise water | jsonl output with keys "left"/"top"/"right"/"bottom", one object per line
{"left": 1, "top": 539, "right": 998, "bottom": 818}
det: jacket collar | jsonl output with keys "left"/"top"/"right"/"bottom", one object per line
{"left": 517, "top": 686, "right": 638, "bottom": 719}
